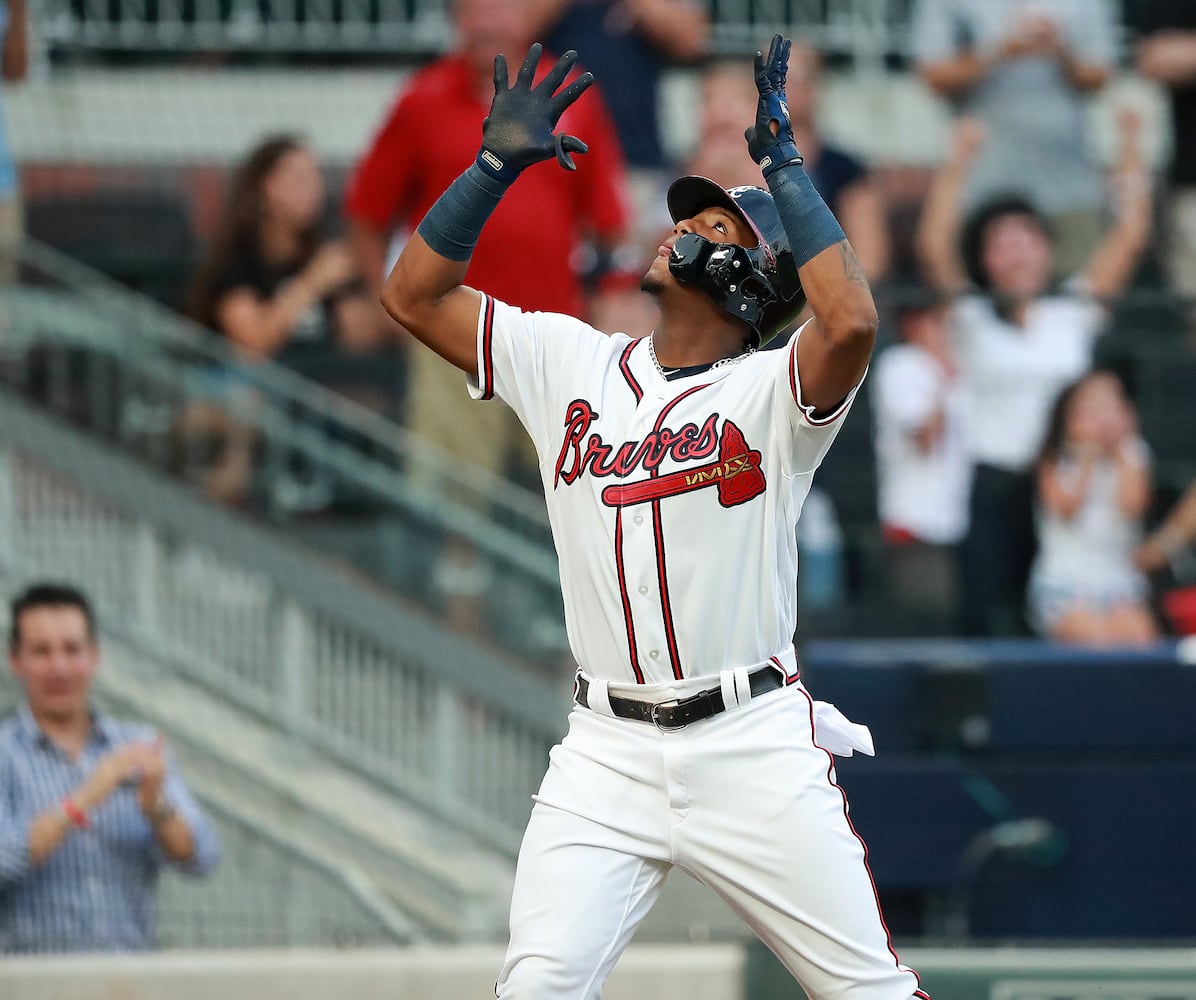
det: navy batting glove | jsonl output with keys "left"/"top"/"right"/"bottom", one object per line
{"left": 477, "top": 43, "right": 594, "bottom": 185}
{"left": 744, "top": 34, "right": 804, "bottom": 180}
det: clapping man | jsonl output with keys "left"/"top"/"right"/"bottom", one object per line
{"left": 0, "top": 583, "right": 219, "bottom": 953}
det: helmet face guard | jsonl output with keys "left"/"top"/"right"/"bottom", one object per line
{"left": 666, "top": 177, "right": 806, "bottom": 347}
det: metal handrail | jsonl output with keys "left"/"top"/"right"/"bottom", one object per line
{"left": 0, "top": 393, "right": 566, "bottom": 857}
{"left": 9, "top": 241, "right": 562, "bottom": 603}
{"left": 16, "top": 238, "right": 552, "bottom": 531}
{"left": 0, "top": 390, "right": 566, "bottom": 735}
{"left": 36, "top": 0, "right": 918, "bottom": 62}
{"left": 178, "top": 786, "right": 422, "bottom": 944}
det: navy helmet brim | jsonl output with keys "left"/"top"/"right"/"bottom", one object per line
{"left": 666, "top": 176, "right": 766, "bottom": 249}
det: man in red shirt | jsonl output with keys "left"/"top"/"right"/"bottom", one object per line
{"left": 346, "top": 0, "right": 633, "bottom": 320}
{"left": 345, "top": 0, "right": 637, "bottom": 633}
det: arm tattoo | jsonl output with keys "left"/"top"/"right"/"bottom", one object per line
{"left": 837, "top": 240, "right": 870, "bottom": 291}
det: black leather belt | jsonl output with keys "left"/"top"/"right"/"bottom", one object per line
{"left": 574, "top": 666, "right": 789, "bottom": 731}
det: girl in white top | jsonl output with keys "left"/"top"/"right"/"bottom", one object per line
{"left": 1029, "top": 371, "right": 1158, "bottom": 644}
{"left": 915, "top": 114, "right": 1152, "bottom": 635}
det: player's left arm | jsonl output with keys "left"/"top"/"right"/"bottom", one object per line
{"left": 788, "top": 238, "right": 876, "bottom": 414}
{"left": 745, "top": 35, "right": 878, "bottom": 415}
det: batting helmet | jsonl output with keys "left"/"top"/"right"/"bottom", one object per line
{"left": 666, "top": 176, "right": 806, "bottom": 347}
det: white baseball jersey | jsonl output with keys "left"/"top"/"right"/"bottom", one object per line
{"left": 473, "top": 293, "right": 928, "bottom": 1000}
{"left": 469, "top": 294, "right": 856, "bottom": 685}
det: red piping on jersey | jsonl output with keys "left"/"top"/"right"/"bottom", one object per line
{"left": 797, "top": 686, "right": 928, "bottom": 999}
{"left": 618, "top": 340, "right": 643, "bottom": 403}
{"left": 788, "top": 335, "right": 851, "bottom": 427}
{"left": 651, "top": 497, "right": 683, "bottom": 679}
{"left": 648, "top": 383, "right": 712, "bottom": 680}
{"left": 769, "top": 655, "right": 800, "bottom": 685}
{"left": 479, "top": 294, "right": 496, "bottom": 401}
{"left": 614, "top": 507, "right": 644, "bottom": 683}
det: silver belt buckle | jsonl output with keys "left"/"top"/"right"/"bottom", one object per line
{"left": 650, "top": 699, "right": 685, "bottom": 732}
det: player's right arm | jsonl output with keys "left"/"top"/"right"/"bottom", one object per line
{"left": 381, "top": 44, "right": 594, "bottom": 374}
{"left": 382, "top": 226, "right": 482, "bottom": 374}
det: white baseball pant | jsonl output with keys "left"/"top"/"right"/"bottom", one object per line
{"left": 496, "top": 679, "right": 929, "bottom": 1000}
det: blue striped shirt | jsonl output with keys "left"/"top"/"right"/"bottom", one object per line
{"left": 0, "top": 705, "right": 219, "bottom": 953}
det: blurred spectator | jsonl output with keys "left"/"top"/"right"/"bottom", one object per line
{"left": 185, "top": 135, "right": 383, "bottom": 505}
{"left": 1029, "top": 372, "right": 1158, "bottom": 645}
{"left": 683, "top": 58, "right": 764, "bottom": 192}
{"left": 529, "top": 0, "right": 708, "bottom": 227}
{"left": 345, "top": 0, "right": 636, "bottom": 631}
{"left": 796, "top": 487, "right": 846, "bottom": 615}
{"left": 0, "top": 0, "right": 27, "bottom": 284}
{"left": 783, "top": 42, "right": 891, "bottom": 285}
{"left": 872, "top": 296, "right": 968, "bottom": 624}
{"left": 911, "top": 0, "right": 1117, "bottom": 276}
{"left": 0, "top": 583, "right": 219, "bottom": 953}
{"left": 1136, "top": 479, "right": 1196, "bottom": 635}
{"left": 917, "top": 115, "right": 1151, "bottom": 636}
{"left": 1136, "top": 479, "right": 1196, "bottom": 575}
{"left": 1134, "top": 2, "right": 1196, "bottom": 332}
{"left": 189, "top": 135, "right": 380, "bottom": 367}
{"left": 685, "top": 49, "right": 890, "bottom": 285}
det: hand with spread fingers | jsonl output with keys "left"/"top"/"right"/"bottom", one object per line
{"left": 744, "top": 33, "right": 804, "bottom": 179}
{"left": 478, "top": 43, "right": 595, "bottom": 185}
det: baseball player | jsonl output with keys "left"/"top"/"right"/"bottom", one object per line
{"left": 382, "top": 34, "right": 929, "bottom": 1000}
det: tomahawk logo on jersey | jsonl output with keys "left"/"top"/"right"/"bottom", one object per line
{"left": 554, "top": 401, "right": 766, "bottom": 508}
{"left": 470, "top": 293, "right": 858, "bottom": 687}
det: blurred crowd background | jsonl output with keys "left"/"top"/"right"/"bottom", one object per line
{"left": 1, "top": 0, "right": 1196, "bottom": 974}
{"left": 4, "top": 0, "right": 1195, "bottom": 655}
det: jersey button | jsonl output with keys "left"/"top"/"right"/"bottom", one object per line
{"left": 638, "top": 585, "right": 649, "bottom": 595}
{"left": 633, "top": 515, "right": 644, "bottom": 526}
{"left": 650, "top": 650, "right": 660, "bottom": 659}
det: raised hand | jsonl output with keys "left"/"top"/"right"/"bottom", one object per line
{"left": 478, "top": 43, "right": 595, "bottom": 185}
{"left": 744, "top": 34, "right": 803, "bottom": 179}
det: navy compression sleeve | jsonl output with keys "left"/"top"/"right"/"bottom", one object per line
{"left": 415, "top": 164, "right": 511, "bottom": 263}
{"left": 765, "top": 162, "right": 846, "bottom": 269}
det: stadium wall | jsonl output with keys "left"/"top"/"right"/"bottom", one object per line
{"left": 2, "top": 945, "right": 1195, "bottom": 1000}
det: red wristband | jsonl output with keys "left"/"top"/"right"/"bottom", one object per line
{"left": 62, "top": 797, "right": 91, "bottom": 830}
